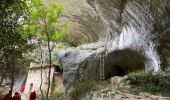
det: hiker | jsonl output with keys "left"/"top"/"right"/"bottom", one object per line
{"left": 2, "top": 90, "right": 12, "bottom": 100}
{"left": 12, "top": 92, "right": 21, "bottom": 100}
{"left": 20, "top": 85, "right": 25, "bottom": 93}
{"left": 20, "top": 79, "right": 26, "bottom": 93}
{"left": 29, "top": 83, "right": 33, "bottom": 94}
{"left": 30, "top": 91, "right": 36, "bottom": 100}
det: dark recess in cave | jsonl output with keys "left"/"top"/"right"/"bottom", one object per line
{"left": 104, "top": 49, "right": 146, "bottom": 80}
{"left": 54, "top": 65, "right": 63, "bottom": 73}
{"left": 106, "top": 65, "right": 126, "bottom": 79}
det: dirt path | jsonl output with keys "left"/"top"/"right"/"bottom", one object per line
{"left": 21, "top": 92, "right": 29, "bottom": 100}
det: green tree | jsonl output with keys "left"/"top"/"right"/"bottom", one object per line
{"left": 25, "top": 0, "right": 67, "bottom": 99}
{"left": 0, "top": 0, "right": 33, "bottom": 92}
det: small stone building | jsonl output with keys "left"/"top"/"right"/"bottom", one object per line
{"left": 22, "top": 63, "right": 64, "bottom": 99}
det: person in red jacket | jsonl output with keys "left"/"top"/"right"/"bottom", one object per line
{"left": 12, "top": 92, "right": 21, "bottom": 100}
{"left": 2, "top": 90, "right": 12, "bottom": 100}
{"left": 20, "top": 79, "right": 26, "bottom": 94}
{"left": 30, "top": 91, "right": 36, "bottom": 100}
{"left": 20, "top": 85, "right": 25, "bottom": 93}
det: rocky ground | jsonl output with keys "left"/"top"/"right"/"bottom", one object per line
{"left": 83, "top": 90, "right": 169, "bottom": 100}
{"left": 76, "top": 76, "right": 170, "bottom": 100}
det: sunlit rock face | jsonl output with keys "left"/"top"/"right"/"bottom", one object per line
{"left": 59, "top": 0, "right": 170, "bottom": 91}
{"left": 86, "top": 0, "right": 170, "bottom": 71}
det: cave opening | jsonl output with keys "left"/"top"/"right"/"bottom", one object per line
{"left": 54, "top": 65, "right": 63, "bottom": 73}
{"left": 104, "top": 49, "right": 146, "bottom": 80}
{"left": 106, "top": 65, "right": 126, "bottom": 79}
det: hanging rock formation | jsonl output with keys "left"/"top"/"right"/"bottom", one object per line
{"left": 53, "top": 0, "right": 107, "bottom": 45}
{"left": 59, "top": 0, "right": 170, "bottom": 91}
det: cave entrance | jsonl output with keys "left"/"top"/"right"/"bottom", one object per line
{"left": 53, "top": 65, "right": 64, "bottom": 94}
{"left": 104, "top": 49, "right": 146, "bottom": 80}
{"left": 54, "top": 65, "right": 63, "bottom": 74}
{"left": 106, "top": 65, "right": 126, "bottom": 79}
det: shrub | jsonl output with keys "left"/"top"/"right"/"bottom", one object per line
{"left": 69, "top": 79, "right": 96, "bottom": 99}
{"left": 124, "top": 70, "right": 170, "bottom": 95}
{"left": 50, "top": 90, "right": 64, "bottom": 100}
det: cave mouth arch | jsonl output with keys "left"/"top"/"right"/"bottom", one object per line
{"left": 54, "top": 65, "right": 63, "bottom": 73}
{"left": 104, "top": 49, "right": 146, "bottom": 80}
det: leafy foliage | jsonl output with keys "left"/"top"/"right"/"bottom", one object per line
{"left": 25, "top": 0, "right": 67, "bottom": 42}
{"left": 0, "top": 0, "right": 33, "bottom": 91}
{"left": 125, "top": 70, "right": 170, "bottom": 95}
{"left": 25, "top": 0, "right": 67, "bottom": 99}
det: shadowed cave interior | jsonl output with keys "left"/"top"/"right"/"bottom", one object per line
{"left": 104, "top": 49, "right": 146, "bottom": 79}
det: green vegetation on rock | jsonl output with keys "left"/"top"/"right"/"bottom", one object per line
{"left": 69, "top": 79, "right": 96, "bottom": 99}
{"left": 125, "top": 70, "right": 170, "bottom": 95}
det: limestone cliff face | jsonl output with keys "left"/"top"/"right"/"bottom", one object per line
{"left": 86, "top": 0, "right": 170, "bottom": 71}
{"left": 52, "top": 0, "right": 107, "bottom": 46}
{"left": 59, "top": 0, "right": 170, "bottom": 91}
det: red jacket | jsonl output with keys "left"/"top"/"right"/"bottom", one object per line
{"left": 30, "top": 91, "right": 36, "bottom": 100}
{"left": 12, "top": 95, "right": 21, "bottom": 100}
{"left": 20, "top": 85, "right": 25, "bottom": 93}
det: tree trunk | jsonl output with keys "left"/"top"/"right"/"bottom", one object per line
{"left": 46, "top": 39, "right": 52, "bottom": 100}
{"left": 40, "top": 47, "right": 44, "bottom": 100}
{"left": 45, "top": 31, "right": 52, "bottom": 100}
{"left": 9, "top": 58, "right": 15, "bottom": 93}
{"left": 0, "top": 66, "right": 7, "bottom": 87}
{"left": 0, "top": 55, "right": 8, "bottom": 87}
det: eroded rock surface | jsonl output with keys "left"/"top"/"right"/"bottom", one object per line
{"left": 53, "top": 0, "right": 108, "bottom": 45}
{"left": 86, "top": 0, "right": 170, "bottom": 71}
{"left": 79, "top": 90, "right": 169, "bottom": 100}
{"left": 59, "top": 0, "right": 170, "bottom": 92}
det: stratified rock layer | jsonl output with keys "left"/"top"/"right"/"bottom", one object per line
{"left": 59, "top": 0, "right": 170, "bottom": 91}
{"left": 53, "top": 0, "right": 108, "bottom": 45}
